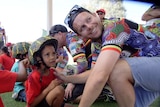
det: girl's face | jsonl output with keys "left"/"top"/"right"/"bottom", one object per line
{"left": 41, "top": 45, "right": 57, "bottom": 67}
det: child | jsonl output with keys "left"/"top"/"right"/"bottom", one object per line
{"left": 26, "top": 36, "right": 65, "bottom": 107}
{"left": 0, "top": 46, "right": 14, "bottom": 70}
{"left": 11, "top": 42, "right": 31, "bottom": 102}
{"left": 6, "top": 42, "right": 16, "bottom": 62}
{"left": 0, "top": 58, "right": 29, "bottom": 107}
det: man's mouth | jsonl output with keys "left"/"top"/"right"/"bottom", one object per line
{"left": 92, "top": 27, "right": 96, "bottom": 34}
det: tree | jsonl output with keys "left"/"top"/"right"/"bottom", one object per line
{"left": 81, "top": 0, "right": 126, "bottom": 19}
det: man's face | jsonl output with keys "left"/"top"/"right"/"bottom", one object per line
{"left": 52, "top": 32, "right": 66, "bottom": 48}
{"left": 72, "top": 12, "right": 103, "bottom": 40}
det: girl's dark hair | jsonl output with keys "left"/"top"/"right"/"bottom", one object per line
{"left": 16, "top": 52, "right": 28, "bottom": 61}
{"left": 1, "top": 46, "right": 10, "bottom": 57}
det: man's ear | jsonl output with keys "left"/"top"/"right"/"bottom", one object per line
{"left": 57, "top": 32, "right": 64, "bottom": 37}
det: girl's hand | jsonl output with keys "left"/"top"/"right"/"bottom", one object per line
{"left": 20, "top": 58, "right": 30, "bottom": 68}
{"left": 47, "top": 79, "right": 62, "bottom": 91}
{"left": 64, "top": 83, "right": 75, "bottom": 99}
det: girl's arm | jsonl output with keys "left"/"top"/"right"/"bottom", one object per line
{"left": 16, "top": 58, "right": 29, "bottom": 82}
{"left": 30, "top": 79, "right": 62, "bottom": 107}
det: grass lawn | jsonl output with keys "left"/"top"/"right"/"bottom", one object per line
{"left": 1, "top": 92, "right": 160, "bottom": 107}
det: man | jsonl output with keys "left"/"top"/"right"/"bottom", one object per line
{"left": 96, "top": 9, "right": 106, "bottom": 21}
{"left": 49, "top": 24, "right": 92, "bottom": 103}
{"left": 142, "top": 4, "right": 160, "bottom": 22}
{"left": 56, "top": 4, "right": 160, "bottom": 107}
{"left": 49, "top": 24, "right": 115, "bottom": 103}
{"left": 141, "top": 4, "right": 160, "bottom": 38}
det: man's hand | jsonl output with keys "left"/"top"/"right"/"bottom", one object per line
{"left": 53, "top": 69, "right": 70, "bottom": 83}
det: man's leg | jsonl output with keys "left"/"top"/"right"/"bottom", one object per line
{"left": 109, "top": 59, "right": 135, "bottom": 107}
{"left": 134, "top": 86, "right": 160, "bottom": 107}
{"left": 109, "top": 57, "right": 160, "bottom": 107}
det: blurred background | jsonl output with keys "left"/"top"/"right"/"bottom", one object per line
{"left": 0, "top": 0, "right": 155, "bottom": 44}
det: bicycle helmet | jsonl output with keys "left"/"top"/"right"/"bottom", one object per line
{"left": 12, "top": 42, "right": 31, "bottom": 59}
{"left": 28, "top": 36, "right": 58, "bottom": 66}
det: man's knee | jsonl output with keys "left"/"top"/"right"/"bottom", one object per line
{"left": 109, "top": 59, "right": 132, "bottom": 85}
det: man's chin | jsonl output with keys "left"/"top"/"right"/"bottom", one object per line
{"left": 92, "top": 37, "right": 100, "bottom": 41}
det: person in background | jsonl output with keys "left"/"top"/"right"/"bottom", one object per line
{"left": 49, "top": 25, "right": 70, "bottom": 72}
{"left": 141, "top": 4, "right": 160, "bottom": 37}
{"left": 96, "top": 9, "right": 107, "bottom": 21}
{"left": 55, "top": 4, "right": 160, "bottom": 107}
{"left": 11, "top": 42, "right": 31, "bottom": 102}
{"left": 0, "top": 46, "right": 14, "bottom": 70}
{"left": 0, "top": 58, "right": 29, "bottom": 107}
{"left": 6, "top": 42, "right": 16, "bottom": 62}
{"left": 142, "top": 4, "right": 160, "bottom": 22}
{"left": 49, "top": 24, "right": 115, "bottom": 103}
{"left": 49, "top": 24, "right": 93, "bottom": 103}
{"left": 0, "top": 27, "right": 6, "bottom": 49}
{"left": 26, "top": 36, "right": 72, "bottom": 107}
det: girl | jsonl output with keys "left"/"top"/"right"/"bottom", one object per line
{"left": 0, "top": 46, "right": 14, "bottom": 70}
{"left": 11, "top": 42, "right": 31, "bottom": 102}
{"left": 26, "top": 36, "right": 65, "bottom": 107}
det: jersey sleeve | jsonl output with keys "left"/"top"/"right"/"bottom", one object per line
{"left": 124, "top": 18, "right": 144, "bottom": 32}
{"left": 56, "top": 48, "right": 68, "bottom": 70}
{"left": 102, "top": 19, "right": 131, "bottom": 53}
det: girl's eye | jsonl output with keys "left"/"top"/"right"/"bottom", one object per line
{"left": 45, "top": 53, "right": 49, "bottom": 56}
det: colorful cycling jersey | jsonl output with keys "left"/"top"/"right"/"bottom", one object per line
{"left": 91, "top": 18, "right": 125, "bottom": 65}
{"left": 125, "top": 29, "right": 160, "bottom": 57}
{"left": 101, "top": 18, "right": 160, "bottom": 57}
{"left": 143, "top": 18, "right": 160, "bottom": 37}
{"left": 56, "top": 48, "right": 68, "bottom": 70}
{"left": 66, "top": 32, "right": 92, "bottom": 74}
{"left": 91, "top": 40, "right": 101, "bottom": 66}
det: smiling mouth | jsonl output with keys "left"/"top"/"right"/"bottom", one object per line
{"left": 92, "top": 27, "right": 96, "bottom": 34}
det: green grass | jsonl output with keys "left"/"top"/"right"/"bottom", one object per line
{"left": 1, "top": 92, "right": 118, "bottom": 107}
{"left": 1, "top": 92, "right": 160, "bottom": 107}
{"left": 1, "top": 92, "right": 26, "bottom": 107}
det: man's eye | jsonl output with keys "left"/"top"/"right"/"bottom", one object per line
{"left": 81, "top": 25, "right": 85, "bottom": 32}
{"left": 87, "top": 17, "right": 91, "bottom": 23}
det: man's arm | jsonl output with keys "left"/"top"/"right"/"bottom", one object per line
{"left": 55, "top": 69, "right": 92, "bottom": 84}
{"left": 79, "top": 50, "right": 120, "bottom": 107}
